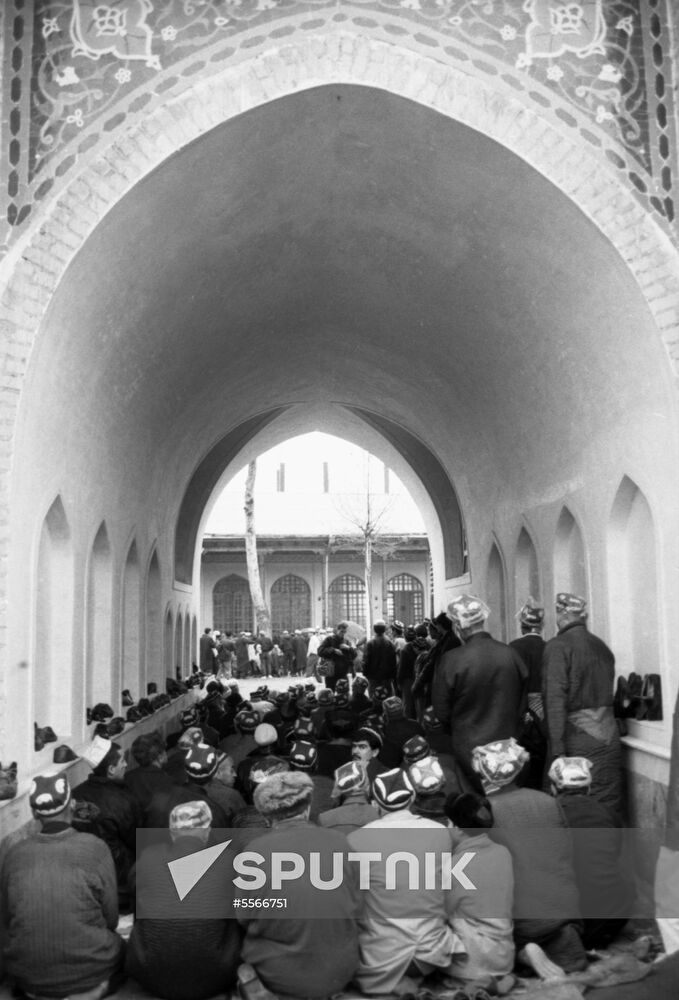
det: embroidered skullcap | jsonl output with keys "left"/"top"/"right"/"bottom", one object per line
{"left": 408, "top": 755, "right": 445, "bottom": 794}
{"left": 178, "top": 726, "right": 204, "bottom": 749}
{"left": 292, "top": 718, "right": 315, "bottom": 739}
{"left": 402, "top": 734, "right": 431, "bottom": 765}
{"left": 352, "top": 675, "right": 368, "bottom": 690}
{"left": 30, "top": 773, "right": 71, "bottom": 816}
{"left": 353, "top": 726, "right": 383, "bottom": 750}
{"left": 288, "top": 740, "right": 318, "bottom": 771}
{"left": 518, "top": 596, "right": 545, "bottom": 627}
{"left": 317, "top": 689, "right": 335, "bottom": 706}
{"left": 422, "top": 706, "right": 442, "bottom": 732}
{"left": 335, "top": 678, "right": 350, "bottom": 691}
{"left": 447, "top": 594, "right": 490, "bottom": 629}
{"left": 372, "top": 685, "right": 390, "bottom": 703}
{"left": 254, "top": 723, "right": 278, "bottom": 748}
{"left": 180, "top": 707, "right": 199, "bottom": 728}
{"left": 372, "top": 768, "right": 414, "bottom": 811}
{"left": 184, "top": 743, "right": 221, "bottom": 781}
{"left": 471, "top": 738, "right": 529, "bottom": 794}
{"left": 383, "top": 696, "right": 405, "bottom": 721}
{"left": 334, "top": 692, "right": 350, "bottom": 708}
{"left": 555, "top": 592, "right": 587, "bottom": 615}
{"left": 548, "top": 756, "right": 593, "bottom": 790}
{"left": 82, "top": 735, "right": 112, "bottom": 769}
{"left": 235, "top": 709, "right": 259, "bottom": 733}
{"left": 332, "top": 760, "right": 369, "bottom": 799}
{"left": 169, "top": 800, "right": 213, "bottom": 831}
{"left": 249, "top": 756, "right": 289, "bottom": 788}
{"left": 253, "top": 770, "right": 313, "bottom": 819}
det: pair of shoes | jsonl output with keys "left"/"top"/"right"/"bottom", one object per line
{"left": 34, "top": 723, "right": 57, "bottom": 751}
{"left": 638, "top": 674, "right": 662, "bottom": 721}
{"left": 0, "top": 761, "right": 17, "bottom": 799}
{"left": 121, "top": 689, "right": 134, "bottom": 707}
{"left": 237, "top": 963, "right": 279, "bottom": 1000}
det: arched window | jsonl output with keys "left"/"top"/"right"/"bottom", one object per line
{"left": 213, "top": 575, "right": 253, "bottom": 634}
{"left": 86, "top": 522, "right": 113, "bottom": 709}
{"left": 387, "top": 573, "right": 424, "bottom": 624}
{"left": 271, "top": 574, "right": 311, "bottom": 633}
{"left": 36, "top": 496, "right": 74, "bottom": 739}
{"left": 145, "top": 551, "right": 162, "bottom": 689}
{"left": 329, "top": 574, "right": 366, "bottom": 629}
{"left": 486, "top": 543, "right": 507, "bottom": 641}
{"left": 515, "top": 528, "right": 540, "bottom": 612}
{"left": 122, "top": 540, "right": 141, "bottom": 699}
{"left": 608, "top": 478, "right": 658, "bottom": 682}
{"left": 554, "top": 507, "right": 587, "bottom": 605}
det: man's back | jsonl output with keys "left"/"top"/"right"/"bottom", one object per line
{"left": 1, "top": 827, "right": 123, "bottom": 997}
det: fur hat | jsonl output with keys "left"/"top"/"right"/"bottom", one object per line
{"left": 253, "top": 770, "right": 313, "bottom": 819}
{"left": 30, "top": 773, "right": 71, "bottom": 816}
{"left": 371, "top": 768, "right": 414, "bottom": 811}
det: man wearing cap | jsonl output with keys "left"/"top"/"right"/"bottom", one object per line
{"left": 411, "top": 613, "right": 460, "bottom": 719}
{"left": 317, "top": 621, "right": 357, "bottom": 692}
{"left": 548, "top": 756, "right": 632, "bottom": 949}
{"left": 432, "top": 594, "right": 528, "bottom": 791}
{"left": 200, "top": 626, "right": 218, "bottom": 674}
{"left": 542, "top": 592, "right": 622, "bottom": 816}
{"left": 362, "top": 620, "right": 397, "bottom": 697}
{"left": 0, "top": 773, "right": 124, "bottom": 1000}
{"left": 318, "top": 761, "right": 379, "bottom": 834}
{"left": 72, "top": 738, "right": 141, "bottom": 910}
{"left": 348, "top": 769, "right": 465, "bottom": 996}
{"left": 379, "top": 695, "right": 425, "bottom": 769}
{"left": 240, "top": 772, "right": 361, "bottom": 999}
{"left": 510, "top": 597, "right": 547, "bottom": 789}
{"left": 124, "top": 731, "right": 175, "bottom": 821}
{"left": 351, "top": 726, "right": 385, "bottom": 784}
{"left": 398, "top": 623, "right": 430, "bottom": 719}
{"left": 128, "top": 800, "right": 241, "bottom": 999}
{"left": 236, "top": 723, "right": 286, "bottom": 797}
{"left": 287, "top": 739, "right": 334, "bottom": 820}
{"left": 147, "top": 744, "right": 233, "bottom": 828}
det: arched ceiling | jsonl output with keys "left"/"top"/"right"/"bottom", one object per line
{"left": 18, "top": 83, "right": 673, "bottom": 577}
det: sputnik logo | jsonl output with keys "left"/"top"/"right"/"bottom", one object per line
{"left": 167, "top": 840, "right": 232, "bottom": 901}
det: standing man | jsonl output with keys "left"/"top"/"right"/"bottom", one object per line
{"left": 432, "top": 594, "right": 528, "bottom": 791}
{"left": 199, "top": 626, "right": 217, "bottom": 674}
{"left": 292, "top": 629, "right": 308, "bottom": 677}
{"left": 317, "top": 620, "right": 357, "bottom": 692}
{"left": 542, "top": 592, "right": 622, "bottom": 816}
{"left": 362, "top": 620, "right": 397, "bottom": 697}
{"left": 305, "top": 628, "right": 321, "bottom": 677}
{"left": 510, "top": 597, "right": 547, "bottom": 789}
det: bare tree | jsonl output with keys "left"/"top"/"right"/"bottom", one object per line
{"left": 244, "top": 459, "right": 272, "bottom": 637}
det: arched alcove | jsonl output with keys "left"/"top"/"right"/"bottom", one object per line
{"left": 608, "top": 477, "right": 659, "bottom": 681}
{"left": 122, "top": 540, "right": 141, "bottom": 699}
{"left": 145, "top": 551, "right": 162, "bottom": 688}
{"left": 164, "top": 607, "right": 174, "bottom": 676}
{"left": 486, "top": 542, "right": 507, "bottom": 641}
{"left": 515, "top": 527, "right": 540, "bottom": 610}
{"left": 271, "top": 574, "right": 311, "bottom": 633}
{"left": 329, "top": 573, "right": 366, "bottom": 629}
{"left": 35, "top": 496, "right": 74, "bottom": 739}
{"left": 554, "top": 507, "right": 588, "bottom": 604}
{"left": 213, "top": 575, "right": 253, "bottom": 634}
{"left": 191, "top": 616, "right": 198, "bottom": 667}
{"left": 85, "top": 522, "right": 113, "bottom": 710}
{"left": 184, "top": 610, "right": 191, "bottom": 671}
{"left": 174, "top": 610, "right": 184, "bottom": 676}
{"left": 387, "top": 572, "right": 424, "bottom": 624}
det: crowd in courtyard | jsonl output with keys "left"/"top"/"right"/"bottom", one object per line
{"left": 0, "top": 593, "right": 676, "bottom": 1000}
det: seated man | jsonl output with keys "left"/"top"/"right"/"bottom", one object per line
{"left": 444, "top": 792, "right": 515, "bottom": 986}
{"left": 124, "top": 730, "right": 175, "bottom": 821}
{"left": 379, "top": 696, "right": 425, "bottom": 769}
{"left": 472, "top": 738, "right": 588, "bottom": 974}
{"left": 239, "top": 771, "right": 360, "bottom": 1000}
{"left": 73, "top": 737, "right": 141, "bottom": 910}
{"left": 127, "top": 801, "right": 241, "bottom": 1000}
{"left": 350, "top": 726, "right": 386, "bottom": 784}
{"left": 0, "top": 773, "right": 124, "bottom": 1000}
{"left": 318, "top": 760, "right": 379, "bottom": 835}
{"left": 548, "top": 756, "right": 633, "bottom": 949}
{"left": 348, "top": 768, "right": 464, "bottom": 996}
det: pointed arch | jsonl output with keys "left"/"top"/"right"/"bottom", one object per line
{"left": 554, "top": 507, "right": 588, "bottom": 605}
{"left": 271, "top": 574, "right": 311, "bottom": 633}
{"left": 174, "top": 609, "right": 184, "bottom": 676}
{"left": 122, "top": 539, "right": 141, "bottom": 699}
{"left": 328, "top": 573, "right": 366, "bottom": 629}
{"left": 86, "top": 522, "right": 113, "bottom": 709}
{"left": 164, "top": 606, "right": 174, "bottom": 677}
{"left": 213, "top": 574, "right": 253, "bottom": 634}
{"left": 387, "top": 572, "right": 425, "bottom": 625}
{"left": 486, "top": 541, "right": 507, "bottom": 642}
{"left": 145, "top": 550, "right": 162, "bottom": 689}
{"left": 35, "top": 496, "right": 74, "bottom": 739}
{"left": 515, "top": 527, "right": 541, "bottom": 611}
{"left": 184, "top": 610, "right": 191, "bottom": 673}
{"left": 607, "top": 477, "right": 659, "bottom": 679}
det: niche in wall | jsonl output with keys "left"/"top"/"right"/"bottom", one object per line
{"left": 554, "top": 507, "right": 587, "bottom": 603}
{"left": 145, "top": 550, "right": 162, "bottom": 688}
{"left": 486, "top": 542, "right": 507, "bottom": 641}
{"left": 122, "top": 540, "right": 141, "bottom": 699}
{"left": 86, "top": 522, "right": 113, "bottom": 709}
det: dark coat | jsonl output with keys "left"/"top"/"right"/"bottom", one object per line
{"left": 71, "top": 775, "right": 141, "bottom": 901}
{"left": 431, "top": 632, "right": 528, "bottom": 777}
{"left": 510, "top": 633, "right": 546, "bottom": 694}
{"left": 318, "top": 633, "right": 357, "bottom": 681}
{"left": 363, "top": 634, "right": 398, "bottom": 687}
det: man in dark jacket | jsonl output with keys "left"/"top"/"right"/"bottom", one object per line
{"left": 362, "top": 620, "right": 397, "bottom": 696}
{"left": 199, "top": 627, "right": 217, "bottom": 674}
{"left": 432, "top": 594, "right": 528, "bottom": 789}
{"left": 73, "top": 738, "right": 141, "bottom": 910}
{"left": 397, "top": 623, "right": 429, "bottom": 718}
{"left": 542, "top": 592, "right": 622, "bottom": 816}
{"left": 510, "top": 597, "right": 547, "bottom": 789}
{"left": 318, "top": 621, "right": 357, "bottom": 692}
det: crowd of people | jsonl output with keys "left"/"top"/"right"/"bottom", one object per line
{"left": 0, "top": 593, "right": 665, "bottom": 1000}
{"left": 199, "top": 627, "right": 333, "bottom": 681}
